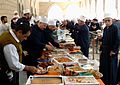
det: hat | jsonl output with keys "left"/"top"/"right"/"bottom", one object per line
{"left": 39, "top": 16, "right": 48, "bottom": 24}
{"left": 13, "top": 15, "right": 20, "bottom": 19}
{"left": 35, "top": 16, "right": 41, "bottom": 22}
{"left": 23, "top": 9, "right": 30, "bottom": 14}
{"left": 104, "top": 13, "right": 113, "bottom": 19}
{"left": 78, "top": 15, "right": 86, "bottom": 22}
{"left": 14, "top": 11, "right": 18, "bottom": 14}
{"left": 48, "top": 20, "right": 56, "bottom": 26}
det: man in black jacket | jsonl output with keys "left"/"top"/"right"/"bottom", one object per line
{"left": 99, "top": 14, "right": 120, "bottom": 85}
{"left": 24, "top": 17, "right": 53, "bottom": 66}
{"left": 16, "top": 9, "right": 31, "bottom": 26}
{"left": 45, "top": 20, "right": 62, "bottom": 48}
{"left": 76, "top": 16, "right": 90, "bottom": 57}
{"left": 62, "top": 16, "right": 90, "bottom": 57}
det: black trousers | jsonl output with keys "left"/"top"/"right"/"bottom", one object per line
{"left": 99, "top": 49, "right": 118, "bottom": 85}
{"left": 0, "top": 70, "right": 11, "bottom": 85}
{"left": 0, "top": 70, "right": 19, "bottom": 85}
{"left": 117, "top": 61, "right": 120, "bottom": 83}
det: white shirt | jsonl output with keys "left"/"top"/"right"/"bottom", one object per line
{"left": 57, "top": 28, "right": 66, "bottom": 41}
{"left": 3, "top": 29, "right": 25, "bottom": 72}
{"left": 0, "top": 23, "right": 11, "bottom": 35}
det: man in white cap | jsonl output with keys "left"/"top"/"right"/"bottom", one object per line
{"left": 99, "top": 13, "right": 120, "bottom": 85}
{"left": 16, "top": 9, "right": 31, "bottom": 26}
{"left": 22, "top": 16, "right": 54, "bottom": 67}
{"left": 75, "top": 15, "right": 90, "bottom": 57}
{"left": 11, "top": 11, "right": 20, "bottom": 29}
{"left": 45, "top": 20, "right": 63, "bottom": 48}
{"left": 62, "top": 16, "right": 90, "bottom": 57}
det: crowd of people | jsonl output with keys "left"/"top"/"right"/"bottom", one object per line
{"left": 0, "top": 9, "right": 120, "bottom": 85}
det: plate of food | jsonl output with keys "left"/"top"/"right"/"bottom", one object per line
{"left": 53, "top": 55, "right": 74, "bottom": 65}
{"left": 26, "top": 75, "right": 64, "bottom": 85}
{"left": 66, "top": 66, "right": 85, "bottom": 73}
{"left": 64, "top": 76, "right": 100, "bottom": 85}
{"left": 47, "top": 65, "right": 64, "bottom": 74}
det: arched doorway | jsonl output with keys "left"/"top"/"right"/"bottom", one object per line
{"left": 65, "top": 4, "right": 80, "bottom": 20}
{"left": 48, "top": 4, "right": 63, "bottom": 20}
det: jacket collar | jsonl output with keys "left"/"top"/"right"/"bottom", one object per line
{"left": 9, "top": 29, "right": 20, "bottom": 43}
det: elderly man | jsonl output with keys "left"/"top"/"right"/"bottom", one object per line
{"left": 76, "top": 16, "right": 90, "bottom": 57}
{"left": 99, "top": 13, "right": 120, "bottom": 85}
{"left": 17, "top": 9, "right": 31, "bottom": 26}
{"left": 11, "top": 11, "right": 20, "bottom": 29}
{"left": 0, "top": 21, "right": 39, "bottom": 85}
{"left": 23, "top": 17, "right": 53, "bottom": 67}
{"left": 62, "top": 16, "right": 90, "bottom": 57}
{"left": 45, "top": 20, "right": 63, "bottom": 48}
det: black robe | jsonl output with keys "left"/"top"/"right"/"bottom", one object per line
{"left": 23, "top": 25, "right": 47, "bottom": 66}
{"left": 75, "top": 24, "right": 90, "bottom": 57}
{"left": 99, "top": 24, "right": 120, "bottom": 85}
{"left": 66, "top": 22, "right": 90, "bottom": 57}
{"left": 44, "top": 27, "right": 60, "bottom": 48}
{"left": 118, "top": 61, "right": 120, "bottom": 83}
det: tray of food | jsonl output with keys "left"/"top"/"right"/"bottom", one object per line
{"left": 53, "top": 55, "right": 74, "bottom": 65}
{"left": 78, "top": 58, "right": 88, "bottom": 64}
{"left": 26, "top": 75, "right": 64, "bottom": 85}
{"left": 66, "top": 66, "right": 85, "bottom": 73}
{"left": 64, "top": 76, "right": 100, "bottom": 85}
{"left": 52, "top": 48, "right": 68, "bottom": 54}
{"left": 86, "top": 69, "right": 103, "bottom": 79}
{"left": 47, "top": 65, "right": 64, "bottom": 74}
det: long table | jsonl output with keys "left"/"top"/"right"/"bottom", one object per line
{"left": 34, "top": 71, "right": 105, "bottom": 85}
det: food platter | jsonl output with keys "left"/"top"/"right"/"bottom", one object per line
{"left": 53, "top": 55, "right": 74, "bottom": 65}
{"left": 64, "top": 76, "right": 100, "bottom": 85}
{"left": 26, "top": 75, "right": 64, "bottom": 85}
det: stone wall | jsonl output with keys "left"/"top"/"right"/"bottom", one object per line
{"left": 0, "top": 0, "right": 18, "bottom": 22}
{"left": 39, "top": 2, "right": 79, "bottom": 17}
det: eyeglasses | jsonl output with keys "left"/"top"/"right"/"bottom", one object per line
{"left": 104, "top": 19, "right": 111, "bottom": 22}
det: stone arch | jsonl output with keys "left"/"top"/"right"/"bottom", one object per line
{"left": 65, "top": 4, "right": 80, "bottom": 20}
{"left": 48, "top": 4, "right": 64, "bottom": 20}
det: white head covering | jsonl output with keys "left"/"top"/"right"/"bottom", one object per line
{"left": 13, "top": 15, "right": 20, "bottom": 19}
{"left": 48, "top": 20, "right": 56, "bottom": 26}
{"left": 39, "top": 16, "right": 48, "bottom": 24}
{"left": 104, "top": 13, "right": 113, "bottom": 19}
{"left": 14, "top": 11, "right": 18, "bottom": 14}
{"left": 35, "top": 16, "right": 41, "bottom": 22}
{"left": 23, "top": 9, "right": 30, "bottom": 14}
{"left": 78, "top": 15, "right": 86, "bottom": 22}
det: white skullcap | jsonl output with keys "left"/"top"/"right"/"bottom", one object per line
{"left": 78, "top": 15, "right": 86, "bottom": 22}
{"left": 104, "top": 13, "right": 113, "bottom": 19}
{"left": 48, "top": 20, "right": 56, "bottom": 26}
{"left": 35, "top": 16, "right": 41, "bottom": 22}
{"left": 96, "top": 29, "right": 102, "bottom": 32}
{"left": 14, "top": 11, "right": 18, "bottom": 14}
{"left": 39, "top": 16, "right": 48, "bottom": 24}
{"left": 13, "top": 15, "right": 20, "bottom": 19}
{"left": 23, "top": 9, "right": 30, "bottom": 14}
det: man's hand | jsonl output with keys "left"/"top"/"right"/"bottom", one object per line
{"left": 45, "top": 44, "right": 53, "bottom": 51}
{"left": 24, "top": 66, "right": 38, "bottom": 74}
{"left": 59, "top": 43, "right": 64, "bottom": 48}
{"left": 98, "top": 35, "right": 102, "bottom": 40}
{"left": 110, "top": 51, "right": 115, "bottom": 56}
{"left": 23, "top": 51, "right": 28, "bottom": 56}
{"left": 62, "top": 20, "right": 67, "bottom": 26}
